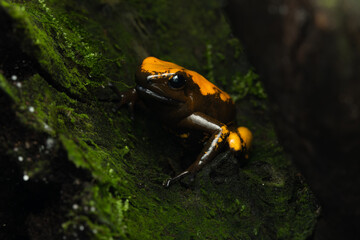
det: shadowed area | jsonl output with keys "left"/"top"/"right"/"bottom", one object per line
{"left": 226, "top": 0, "right": 360, "bottom": 239}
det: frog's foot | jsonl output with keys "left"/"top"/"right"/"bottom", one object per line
{"left": 109, "top": 84, "right": 138, "bottom": 118}
{"left": 228, "top": 126, "right": 253, "bottom": 158}
{"left": 163, "top": 171, "right": 193, "bottom": 188}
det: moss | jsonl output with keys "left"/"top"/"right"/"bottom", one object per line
{"left": 0, "top": 74, "right": 20, "bottom": 101}
{"left": 0, "top": 0, "right": 318, "bottom": 239}
{"left": 230, "top": 69, "right": 267, "bottom": 102}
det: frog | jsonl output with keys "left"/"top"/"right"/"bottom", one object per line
{"left": 112, "top": 56, "right": 253, "bottom": 188}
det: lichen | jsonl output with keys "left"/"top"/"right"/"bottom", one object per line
{"left": 0, "top": 0, "right": 318, "bottom": 239}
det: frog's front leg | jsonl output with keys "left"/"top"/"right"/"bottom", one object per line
{"left": 163, "top": 112, "right": 230, "bottom": 188}
{"left": 109, "top": 84, "right": 138, "bottom": 117}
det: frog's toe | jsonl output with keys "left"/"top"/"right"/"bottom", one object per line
{"left": 162, "top": 178, "right": 172, "bottom": 188}
{"left": 163, "top": 170, "right": 190, "bottom": 188}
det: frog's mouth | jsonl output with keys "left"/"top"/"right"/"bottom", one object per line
{"left": 136, "top": 85, "right": 181, "bottom": 105}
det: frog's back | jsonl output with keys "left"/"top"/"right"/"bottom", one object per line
{"left": 184, "top": 69, "right": 236, "bottom": 125}
{"left": 199, "top": 93, "right": 236, "bottom": 125}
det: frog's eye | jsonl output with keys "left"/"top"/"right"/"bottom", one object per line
{"left": 168, "top": 74, "right": 186, "bottom": 89}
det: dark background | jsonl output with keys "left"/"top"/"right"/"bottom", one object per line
{"left": 226, "top": 0, "right": 360, "bottom": 239}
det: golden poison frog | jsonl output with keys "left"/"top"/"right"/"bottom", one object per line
{"left": 113, "top": 57, "right": 253, "bottom": 187}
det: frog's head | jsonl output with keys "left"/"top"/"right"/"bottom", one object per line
{"left": 135, "top": 57, "right": 192, "bottom": 105}
{"left": 136, "top": 56, "right": 232, "bottom": 107}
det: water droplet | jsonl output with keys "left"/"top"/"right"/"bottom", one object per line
{"left": 23, "top": 174, "right": 29, "bottom": 181}
{"left": 39, "top": 145, "right": 45, "bottom": 152}
{"left": 44, "top": 123, "right": 51, "bottom": 131}
{"left": 11, "top": 75, "right": 17, "bottom": 81}
{"left": 72, "top": 204, "right": 79, "bottom": 210}
{"left": 90, "top": 206, "right": 96, "bottom": 212}
{"left": 29, "top": 106, "right": 35, "bottom": 113}
{"left": 14, "top": 147, "right": 19, "bottom": 152}
{"left": 92, "top": 229, "right": 98, "bottom": 234}
{"left": 79, "top": 225, "right": 84, "bottom": 231}
{"left": 16, "top": 82, "right": 22, "bottom": 88}
{"left": 18, "top": 156, "right": 24, "bottom": 162}
{"left": 46, "top": 138, "right": 55, "bottom": 149}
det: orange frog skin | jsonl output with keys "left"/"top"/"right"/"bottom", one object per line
{"left": 113, "top": 57, "right": 253, "bottom": 187}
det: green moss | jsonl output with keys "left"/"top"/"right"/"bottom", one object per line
{"left": 0, "top": 0, "right": 318, "bottom": 239}
{"left": 0, "top": 73, "right": 19, "bottom": 102}
{"left": 230, "top": 69, "right": 267, "bottom": 101}
{"left": 62, "top": 184, "right": 129, "bottom": 240}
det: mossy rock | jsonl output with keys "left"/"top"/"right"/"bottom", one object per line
{"left": 0, "top": 0, "right": 318, "bottom": 239}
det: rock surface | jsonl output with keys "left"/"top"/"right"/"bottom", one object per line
{"left": 0, "top": 0, "right": 318, "bottom": 239}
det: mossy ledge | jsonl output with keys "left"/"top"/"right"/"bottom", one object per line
{"left": 0, "top": 0, "right": 318, "bottom": 239}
